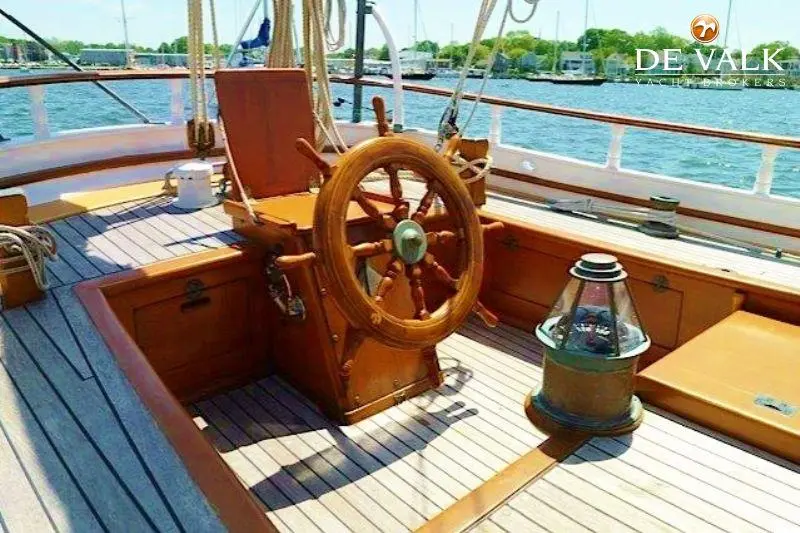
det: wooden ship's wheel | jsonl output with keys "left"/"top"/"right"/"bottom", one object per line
{"left": 306, "top": 133, "right": 495, "bottom": 349}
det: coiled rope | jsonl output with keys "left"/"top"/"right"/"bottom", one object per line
{"left": 269, "top": 0, "right": 347, "bottom": 150}
{"left": 268, "top": 0, "right": 295, "bottom": 67}
{"left": 324, "top": 0, "right": 347, "bottom": 51}
{"left": 0, "top": 225, "right": 57, "bottom": 291}
{"left": 452, "top": 154, "right": 493, "bottom": 184}
{"left": 187, "top": 0, "right": 209, "bottom": 139}
{"left": 303, "top": 0, "right": 348, "bottom": 149}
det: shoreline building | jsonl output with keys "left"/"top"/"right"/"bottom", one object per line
{"left": 79, "top": 48, "right": 197, "bottom": 68}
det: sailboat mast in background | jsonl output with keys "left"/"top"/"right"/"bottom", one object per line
{"left": 552, "top": 10, "right": 559, "bottom": 72}
{"left": 120, "top": 0, "right": 132, "bottom": 69}
{"left": 723, "top": 0, "right": 733, "bottom": 48}
{"left": 582, "top": 0, "right": 589, "bottom": 74}
{"left": 413, "top": 0, "right": 418, "bottom": 59}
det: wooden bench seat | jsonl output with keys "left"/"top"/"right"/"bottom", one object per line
{"left": 638, "top": 310, "right": 800, "bottom": 463}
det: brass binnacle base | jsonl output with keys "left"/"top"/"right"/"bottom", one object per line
{"left": 524, "top": 390, "right": 643, "bottom": 437}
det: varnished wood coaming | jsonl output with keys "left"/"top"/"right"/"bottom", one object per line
{"left": 76, "top": 246, "right": 278, "bottom": 533}
{"left": 475, "top": 210, "right": 800, "bottom": 368}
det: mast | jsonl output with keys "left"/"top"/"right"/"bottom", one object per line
{"left": 582, "top": 0, "right": 589, "bottom": 74}
{"left": 552, "top": 10, "right": 559, "bottom": 72}
{"left": 413, "top": 0, "right": 418, "bottom": 59}
{"left": 120, "top": 0, "right": 132, "bottom": 68}
{"left": 450, "top": 22, "right": 454, "bottom": 68}
{"left": 352, "top": 0, "right": 368, "bottom": 123}
{"left": 723, "top": 0, "right": 733, "bottom": 48}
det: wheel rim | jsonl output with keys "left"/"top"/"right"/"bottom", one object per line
{"left": 313, "top": 136, "right": 485, "bottom": 349}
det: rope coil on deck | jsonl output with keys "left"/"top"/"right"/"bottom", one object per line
{"left": 452, "top": 155, "right": 493, "bottom": 184}
{"left": 0, "top": 225, "right": 57, "bottom": 290}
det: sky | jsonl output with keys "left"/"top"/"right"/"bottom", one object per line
{"left": 1, "top": 0, "right": 798, "bottom": 52}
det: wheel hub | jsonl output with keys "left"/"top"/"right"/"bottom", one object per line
{"left": 392, "top": 219, "right": 427, "bottom": 264}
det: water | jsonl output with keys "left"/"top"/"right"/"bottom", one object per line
{"left": 2, "top": 69, "right": 799, "bottom": 197}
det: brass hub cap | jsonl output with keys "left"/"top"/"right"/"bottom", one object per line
{"left": 392, "top": 219, "right": 428, "bottom": 265}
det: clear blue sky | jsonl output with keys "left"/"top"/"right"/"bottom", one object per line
{"left": 1, "top": 0, "right": 797, "bottom": 52}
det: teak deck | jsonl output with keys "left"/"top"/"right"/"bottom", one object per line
{"left": 1, "top": 192, "right": 799, "bottom": 532}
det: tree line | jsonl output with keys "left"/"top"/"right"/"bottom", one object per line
{"left": 330, "top": 27, "right": 799, "bottom": 73}
{"left": 0, "top": 35, "right": 233, "bottom": 57}
{"left": 3, "top": 26, "right": 797, "bottom": 70}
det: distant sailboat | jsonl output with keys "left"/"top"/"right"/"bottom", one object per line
{"left": 549, "top": 0, "right": 605, "bottom": 85}
{"left": 683, "top": 0, "right": 744, "bottom": 91}
{"left": 386, "top": 0, "right": 436, "bottom": 80}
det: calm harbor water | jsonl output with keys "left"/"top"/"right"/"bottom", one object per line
{"left": 1, "top": 69, "right": 799, "bottom": 198}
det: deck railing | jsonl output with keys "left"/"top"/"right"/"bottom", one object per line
{"left": 1, "top": 70, "right": 799, "bottom": 197}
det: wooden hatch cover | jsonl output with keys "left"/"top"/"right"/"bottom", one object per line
{"left": 638, "top": 310, "right": 800, "bottom": 463}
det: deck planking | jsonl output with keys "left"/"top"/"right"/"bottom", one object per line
{"left": 0, "top": 189, "right": 798, "bottom": 532}
{"left": 0, "top": 196, "right": 231, "bottom": 532}
{"left": 194, "top": 318, "right": 800, "bottom": 532}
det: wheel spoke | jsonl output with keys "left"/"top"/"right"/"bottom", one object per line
{"left": 425, "top": 230, "right": 459, "bottom": 246}
{"left": 351, "top": 239, "right": 393, "bottom": 258}
{"left": 423, "top": 254, "right": 499, "bottom": 328}
{"left": 472, "top": 299, "right": 499, "bottom": 327}
{"left": 386, "top": 164, "right": 404, "bottom": 202}
{"left": 407, "top": 264, "right": 430, "bottom": 320}
{"left": 481, "top": 221, "right": 505, "bottom": 234}
{"left": 412, "top": 186, "right": 438, "bottom": 224}
{"left": 374, "top": 258, "right": 403, "bottom": 306}
{"left": 353, "top": 187, "right": 384, "bottom": 220}
{"left": 422, "top": 253, "right": 458, "bottom": 291}
{"left": 392, "top": 202, "right": 410, "bottom": 221}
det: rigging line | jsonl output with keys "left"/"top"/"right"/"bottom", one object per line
{"left": 436, "top": 0, "right": 501, "bottom": 146}
{"left": 0, "top": 8, "right": 153, "bottom": 124}
{"left": 461, "top": 0, "right": 540, "bottom": 135}
{"left": 508, "top": 0, "right": 539, "bottom": 24}
{"left": 0, "top": 225, "right": 57, "bottom": 291}
{"left": 209, "top": 0, "right": 222, "bottom": 69}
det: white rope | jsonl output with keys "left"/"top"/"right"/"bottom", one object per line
{"left": 208, "top": 0, "right": 222, "bottom": 69}
{"left": 324, "top": 0, "right": 346, "bottom": 51}
{"left": 187, "top": 0, "right": 209, "bottom": 137}
{"left": 461, "top": 4, "right": 511, "bottom": 136}
{"left": 268, "top": 0, "right": 347, "bottom": 148}
{"left": 452, "top": 155, "right": 493, "bottom": 184}
{"left": 0, "top": 225, "right": 57, "bottom": 291}
{"left": 438, "top": 0, "right": 541, "bottom": 144}
{"left": 218, "top": 116, "right": 260, "bottom": 225}
{"left": 313, "top": 111, "right": 346, "bottom": 154}
{"left": 508, "top": 0, "right": 539, "bottom": 23}
{"left": 268, "top": 0, "right": 295, "bottom": 67}
{"left": 303, "top": 0, "right": 347, "bottom": 149}
{"left": 437, "top": 0, "right": 499, "bottom": 146}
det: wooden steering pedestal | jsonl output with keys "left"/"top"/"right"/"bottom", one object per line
{"left": 225, "top": 95, "right": 501, "bottom": 423}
